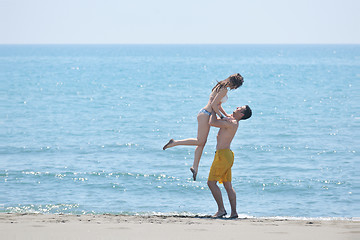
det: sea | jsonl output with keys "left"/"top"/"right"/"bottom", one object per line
{"left": 0, "top": 44, "right": 359, "bottom": 220}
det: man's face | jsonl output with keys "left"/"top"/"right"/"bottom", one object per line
{"left": 234, "top": 106, "right": 246, "bottom": 113}
{"left": 233, "top": 106, "right": 246, "bottom": 119}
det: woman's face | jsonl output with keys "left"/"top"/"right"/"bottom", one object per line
{"left": 229, "top": 84, "right": 237, "bottom": 90}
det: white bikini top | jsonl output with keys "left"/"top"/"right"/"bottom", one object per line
{"left": 221, "top": 94, "right": 228, "bottom": 104}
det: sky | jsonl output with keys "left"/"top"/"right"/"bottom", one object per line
{"left": 0, "top": 0, "right": 359, "bottom": 44}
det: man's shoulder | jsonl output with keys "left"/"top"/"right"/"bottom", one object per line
{"left": 225, "top": 119, "right": 238, "bottom": 128}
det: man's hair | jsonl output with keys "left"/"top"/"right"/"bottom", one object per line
{"left": 240, "top": 105, "right": 252, "bottom": 120}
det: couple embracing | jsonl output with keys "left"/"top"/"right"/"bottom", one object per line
{"left": 163, "top": 73, "right": 252, "bottom": 218}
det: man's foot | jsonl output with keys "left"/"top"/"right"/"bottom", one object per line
{"left": 163, "top": 139, "right": 174, "bottom": 150}
{"left": 190, "top": 167, "right": 197, "bottom": 181}
{"left": 229, "top": 214, "right": 238, "bottom": 219}
{"left": 212, "top": 210, "right": 227, "bottom": 218}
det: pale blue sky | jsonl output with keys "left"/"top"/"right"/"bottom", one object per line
{"left": 0, "top": 0, "right": 359, "bottom": 44}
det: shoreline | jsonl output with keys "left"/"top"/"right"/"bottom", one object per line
{"left": 1, "top": 213, "right": 359, "bottom": 240}
{"left": 2, "top": 211, "right": 358, "bottom": 221}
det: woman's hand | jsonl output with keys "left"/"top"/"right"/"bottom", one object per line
{"left": 220, "top": 115, "right": 231, "bottom": 121}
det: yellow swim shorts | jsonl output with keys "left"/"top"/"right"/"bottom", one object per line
{"left": 208, "top": 149, "right": 234, "bottom": 184}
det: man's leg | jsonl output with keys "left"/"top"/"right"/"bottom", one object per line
{"left": 223, "top": 181, "right": 238, "bottom": 218}
{"left": 207, "top": 181, "right": 226, "bottom": 217}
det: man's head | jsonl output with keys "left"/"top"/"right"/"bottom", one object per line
{"left": 233, "top": 105, "right": 252, "bottom": 121}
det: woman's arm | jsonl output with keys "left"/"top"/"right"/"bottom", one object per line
{"left": 211, "top": 88, "right": 228, "bottom": 118}
{"left": 219, "top": 104, "right": 230, "bottom": 117}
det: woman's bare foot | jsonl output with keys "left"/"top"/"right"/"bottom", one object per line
{"left": 212, "top": 210, "right": 227, "bottom": 218}
{"left": 229, "top": 214, "right": 238, "bottom": 219}
{"left": 163, "top": 139, "right": 174, "bottom": 150}
{"left": 190, "top": 167, "right": 197, "bottom": 181}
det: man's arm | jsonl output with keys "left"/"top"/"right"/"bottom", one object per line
{"left": 209, "top": 111, "right": 233, "bottom": 128}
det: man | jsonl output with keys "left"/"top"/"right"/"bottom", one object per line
{"left": 207, "top": 105, "right": 252, "bottom": 218}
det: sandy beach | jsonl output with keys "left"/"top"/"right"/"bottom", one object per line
{"left": 0, "top": 213, "right": 359, "bottom": 240}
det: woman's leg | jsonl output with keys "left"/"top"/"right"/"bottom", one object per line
{"left": 163, "top": 113, "right": 210, "bottom": 180}
{"left": 163, "top": 138, "right": 198, "bottom": 150}
{"left": 190, "top": 114, "right": 211, "bottom": 180}
{"left": 169, "top": 138, "right": 198, "bottom": 146}
{"left": 163, "top": 114, "right": 210, "bottom": 150}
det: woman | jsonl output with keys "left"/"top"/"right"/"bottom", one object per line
{"left": 163, "top": 73, "right": 244, "bottom": 181}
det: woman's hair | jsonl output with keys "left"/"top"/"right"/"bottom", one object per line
{"left": 212, "top": 73, "right": 244, "bottom": 92}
